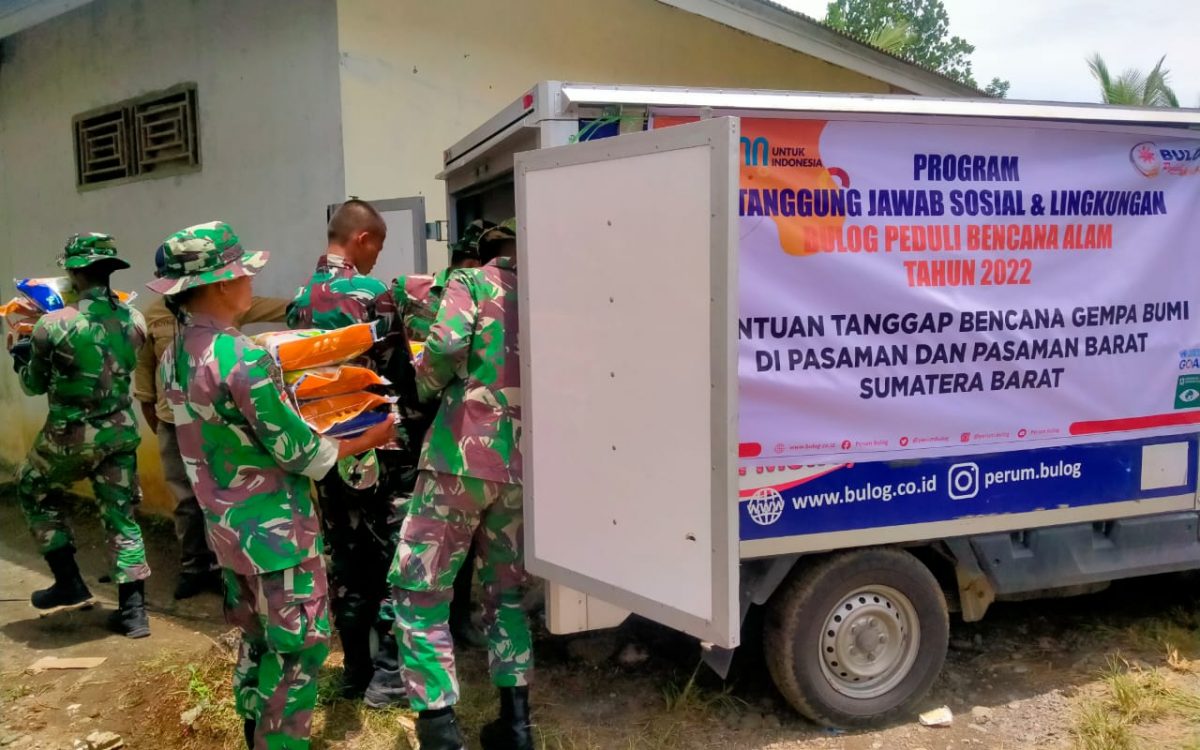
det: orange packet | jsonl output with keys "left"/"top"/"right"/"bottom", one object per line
{"left": 286, "top": 365, "right": 387, "bottom": 400}
{"left": 255, "top": 322, "right": 378, "bottom": 371}
{"left": 298, "top": 391, "right": 391, "bottom": 434}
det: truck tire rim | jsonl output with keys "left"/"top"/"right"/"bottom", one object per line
{"left": 818, "top": 585, "right": 920, "bottom": 699}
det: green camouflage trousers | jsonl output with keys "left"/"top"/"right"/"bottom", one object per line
{"left": 223, "top": 556, "right": 331, "bottom": 750}
{"left": 18, "top": 422, "right": 149, "bottom": 583}
{"left": 389, "top": 471, "right": 531, "bottom": 712}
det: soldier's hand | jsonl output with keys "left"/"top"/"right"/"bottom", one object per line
{"left": 9, "top": 340, "right": 31, "bottom": 373}
{"left": 360, "top": 418, "right": 396, "bottom": 450}
{"left": 336, "top": 416, "right": 397, "bottom": 459}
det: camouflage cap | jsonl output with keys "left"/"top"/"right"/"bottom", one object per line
{"left": 146, "top": 221, "right": 269, "bottom": 296}
{"left": 449, "top": 219, "right": 497, "bottom": 259}
{"left": 61, "top": 232, "right": 130, "bottom": 271}
{"left": 477, "top": 218, "right": 516, "bottom": 248}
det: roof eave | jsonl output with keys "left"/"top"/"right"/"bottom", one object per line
{"left": 656, "top": 0, "right": 983, "bottom": 98}
{"left": 0, "top": 0, "right": 98, "bottom": 39}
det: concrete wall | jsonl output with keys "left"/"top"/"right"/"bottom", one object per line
{"left": 0, "top": 0, "right": 344, "bottom": 510}
{"left": 336, "top": 0, "right": 896, "bottom": 265}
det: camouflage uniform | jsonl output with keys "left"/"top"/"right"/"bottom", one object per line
{"left": 17, "top": 234, "right": 149, "bottom": 586}
{"left": 391, "top": 271, "right": 446, "bottom": 345}
{"left": 152, "top": 222, "right": 338, "bottom": 750}
{"left": 392, "top": 218, "right": 491, "bottom": 345}
{"left": 288, "top": 253, "right": 412, "bottom": 703}
{"left": 389, "top": 233, "right": 529, "bottom": 712}
{"left": 134, "top": 296, "right": 289, "bottom": 597}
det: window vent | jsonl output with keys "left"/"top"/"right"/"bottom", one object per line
{"left": 73, "top": 84, "right": 200, "bottom": 189}
{"left": 135, "top": 88, "right": 199, "bottom": 175}
{"left": 74, "top": 108, "right": 134, "bottom": 185}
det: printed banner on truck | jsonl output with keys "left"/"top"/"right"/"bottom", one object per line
{"left": 655, "top": 114, "right": 1200, "bottom": 463}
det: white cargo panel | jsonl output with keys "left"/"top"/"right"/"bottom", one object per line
{"left": 516, "top": 117, "right": 741, "bottom": 647}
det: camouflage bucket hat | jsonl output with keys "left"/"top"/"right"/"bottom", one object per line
{"left": 146, "top": 221, "right": 269, "bottom": 296}
{"left": 450, "top": 218, "right": 497, "bottom": 259}
{"left": 61, "top": 232, "right": 130, "bottom": 271}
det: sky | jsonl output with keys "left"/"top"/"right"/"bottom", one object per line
{"left": 775, "top": 0, "right": 1200, "bottom": 105}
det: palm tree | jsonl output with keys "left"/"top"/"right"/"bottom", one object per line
{"left": 1088, "top": 54, "right": 1180, "bottom": 107}
{"left": 868, "top": 20, "right": 916, "bottom": 56}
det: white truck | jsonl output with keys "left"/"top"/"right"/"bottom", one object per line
{"left": 438, "top": 81, "right": 1200, "bottom": 726}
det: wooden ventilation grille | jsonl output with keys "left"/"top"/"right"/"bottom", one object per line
{"left": 73, "top": 84, "right": 200, "bottom": 188}
{"left": 74, "top": 108, "right": 134, "bottom": 185}
{"left": 134, "top": 88, "right": 198, "bottom": 175}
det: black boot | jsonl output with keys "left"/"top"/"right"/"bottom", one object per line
{"left": 416, "top": 708, "right": 466, "bottom": 750}
{"left": 174, "top": 569, "right": 221, "bottom": 600}
{"left": 106, "top": 581, "right": 151, "bottom": 638}
{"left": 480, "top": 687, "right": 533, "bottom": 750}
{"left": 31, "top": 546, "right": 94, "bottom": 611}
{"left": 363, "top": 628, "right": 407, "bottom": 709}
{"left": 338, "top": 626, "right": 373, "bottom": 699}
{"left": 243, "top": 718, "right": 256, "bottom": 749}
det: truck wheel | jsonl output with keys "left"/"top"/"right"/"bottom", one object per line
{"left": 764, "top": 547, "right": 948, "bottom": 728}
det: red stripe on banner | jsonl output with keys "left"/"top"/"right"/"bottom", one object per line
{"left": 1070, "top": 411, "right": 1200, "bottom": 436}
{"left": 739, "top": 442, "right": 763, "bottom": 458}
{"left": 738, "top": 465, "right": 848, "bottom": 498}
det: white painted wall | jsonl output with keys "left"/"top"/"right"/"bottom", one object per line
{"left": 0, "top": 0, "right": 344, "bottom": 482}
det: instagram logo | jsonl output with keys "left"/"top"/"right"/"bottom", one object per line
{"left": 948, "top": 463, "right": 980, "bottom": 500}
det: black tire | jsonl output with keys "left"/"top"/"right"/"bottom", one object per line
{"left": 763, "top": 547, "right": 948, "bottom": 728}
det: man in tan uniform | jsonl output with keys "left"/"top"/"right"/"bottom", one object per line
{"left": 133, "top": 295, "right": 289, "bottom": 599}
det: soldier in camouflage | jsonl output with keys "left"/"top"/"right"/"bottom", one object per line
{"left": 150, "top": 221, "right": 394, "bottom": 750}
{"left": 287, "top": 199, "right": 413, "bottom": 709}
{"left": 389, "top": 219, "right": 532, "bottom": 750}
{"left": 12, "top": 233, "right": 151, "bottom": 638}
{"left": 391, "top": 218, "right": 495, "bottom": 652}
{"left": 134, "top": 293, "right": 290, "bottom": 601}
{"left": 392, "top": 218, "right": 490, "bottom": 344}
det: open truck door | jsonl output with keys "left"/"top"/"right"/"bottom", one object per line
{"left": 515, "top": 117, "right": 742, "bottom": 648}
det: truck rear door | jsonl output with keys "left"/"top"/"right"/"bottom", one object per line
{"left": 516, "top": 117, "right": 742, "bottom": 647}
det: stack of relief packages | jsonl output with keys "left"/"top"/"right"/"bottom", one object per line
{"left": 254, "top": 321, "right": 395, "bottom": 437}
{"left": 1, "top": 277, "right": 135, "bottom": 350}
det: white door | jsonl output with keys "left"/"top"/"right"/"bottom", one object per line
{"left": 516, "top": 117, "right": 741, "bottom": 648}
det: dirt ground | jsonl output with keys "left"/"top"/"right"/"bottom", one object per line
{"left": 4, "top": 493, "right": 1200, "bottom": 750}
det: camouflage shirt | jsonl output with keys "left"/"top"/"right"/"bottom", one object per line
{"left": 392, "top": 268, "right": 453, "bottom": 344}
{"left": 287, "top": 253, "right": 394, "bottom": 332}
{"left": 134, "top": 296, "right": 289, "bottom": 424}
{"left": 161, "top": 313, "right": 339, "bottom": 575}
{"left": 20, "top": 287, "right": 146, "bottom": 427}
{"left": 416, "top": 257, "right": 521, "bottom": 484}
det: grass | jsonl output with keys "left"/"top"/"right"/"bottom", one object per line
{"left": 661, "top": 662, "right": 743, "bottom": 714}
{"left": 1, "top": 682, "right": 34, "bottom": 705}
{"left": 124, "top": 635, "right": 751, "bottom": 750}
{"left": 1072, "top": 655, "right": 1200, "bottom": 750}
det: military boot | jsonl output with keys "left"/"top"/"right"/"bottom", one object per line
{"left": 339, "top": 626, "right": 374, "bottom": 699}
{"left": 243, "top": 719, "right": 256, "bottom": 749}
{"left": 363, "top": 628, "right": 407, "bottom": 708}
{"left": 416, "top": 708, "right": 466, "bottom": 750}
{"left": 480, "top": 687, "right": 533, "bottom": 750}
{"left": 106, "top": 581, "right": 151, "bottom": 638}
{"left": 31, "top": 546, "right": 94, "bottom": 611}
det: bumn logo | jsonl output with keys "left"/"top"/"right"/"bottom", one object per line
{"left": 747, "top": 488, "right": 785, "bottom": 526}
{"left": 741, "top": 136, "right": 769, "bottom": 166}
